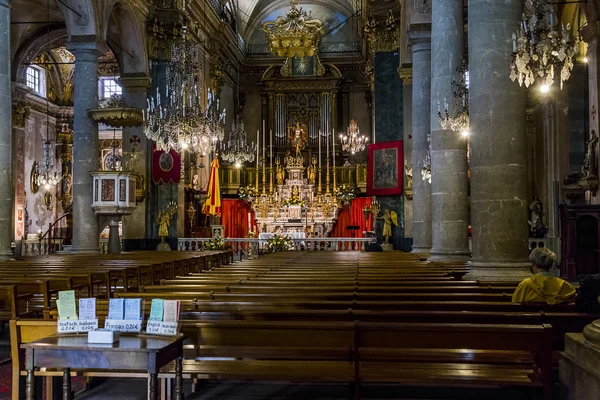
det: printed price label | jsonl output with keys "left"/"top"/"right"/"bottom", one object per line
{"left": 145, "top": 321, "right": 162, "bottom": 334}
{"left": 57, "top": 319, "right": 78, "bottom": 333}
{"left": 77, "top": 319, "right": 98, "bottom": 333}
{"left": 104, "top": 319, "right": 142, "bottom": 333}
{"left": 160, "top": 322, "right": 178, "bottom": 336}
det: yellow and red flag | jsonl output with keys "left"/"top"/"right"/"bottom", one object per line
{"left": 202, "top": 157, "right": 221, "bottom": 216}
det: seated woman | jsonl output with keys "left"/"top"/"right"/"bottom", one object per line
{"left": 512, "top": 247, "right": 576, "bottom": 305}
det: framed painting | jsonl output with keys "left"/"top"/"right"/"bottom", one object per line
{"left": 367, "top": 140, "right": 403, "bottom": 196}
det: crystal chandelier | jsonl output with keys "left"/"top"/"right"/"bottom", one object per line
{"left": 261, "top": 0, "right": 324, "bottom": 58}
{"left": 144, "top": 35, "right": 220, "bottom": 154}
{"left": 221, "top": 117, "right": 256, "bottom": 168}
{"left": 38, "top": 139, "right": 62, "bottom": 190}
{"left": 339, "top": 120, "right": 368, "bottom": 155}
{"left": 438, "top": 61, "right": 470, "bottom": 136}
{"left": 421, "top": 134, "right": 432, "bottom": 184}
{"left": 510, "top": 0, "right": 578, "bottom": 90}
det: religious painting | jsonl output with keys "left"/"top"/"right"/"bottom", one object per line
{"left": 367, "top": 140, "right": 403, "bottom": 196}
{"left": 119, "top": 179, "right": 126, "bottom": 202}
{"left": 152, "top": 145, "right": 182, "bottom": 184}
{"left": 292, "top": 56, "right": 315, "bottom": 76}
{"left": 101, "top": 179, "right": 115, "bottom": 202}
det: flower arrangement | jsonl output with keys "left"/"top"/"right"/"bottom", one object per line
{"left": 282, "top": 197, "right": 306, "bottom": 207}
{"left": 266, "top": 234, "right": 293, "bottom": 252}
{"left": 204, "top": 236, "right": 228, "bottom": 250}
{"left": 335, "top": 184, "right": 356, "bottom": 206}
{"left": 238, "top": 185, "right": 257, "bottom": 203}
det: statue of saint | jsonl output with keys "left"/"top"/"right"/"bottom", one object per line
{"left": 582, "top": 130, "right": 599, "bottom": 178}
{"left": 307, "top": 164, "right": 316, "bottom": 184}
{"left": 157, "top": 210, "right": 171, "bottom": 240}
{"left": 276, "top": 164, "right": 285, "bottom": 185}
{"left": 380, "top": 209, "right": 399, "bottom": 245}
{"left": 289, "top": 121, "right": 308, "bottom": 156}
{"left": 528, "top": 196, "right": 547, "bottom": 239}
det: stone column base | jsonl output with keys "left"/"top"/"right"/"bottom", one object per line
{"left": 411, "top": 247, "right": 431, "bottom": 254}
{"left": 429, "top": 251, "right": 471, "bottom": 262}
{"left": 463, "top": 262, "right": 530, "bottom": 281}
{"left": 70, "top": 247, "right": 101, "bottom": 254}
{"left": 560, "top": 321, "right": 600, "bottom": 400}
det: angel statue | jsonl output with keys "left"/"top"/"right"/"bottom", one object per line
{"left": 380, "top": 209, "right": 399, "bottom": 246}
{"left": 289, "top": 121, "right": 308, "bottom": 156}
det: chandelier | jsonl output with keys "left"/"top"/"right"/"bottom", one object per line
{"left": 37, "top": 140, "right": 62, "bottom": 190}
{"left": 261, "top": 0, "right": 324, "bottom": 58}
{"left": 421, "top": 134, "right": 432, "bottom": 184}
{"left": 221, "top": 117, "right": 256, "bottom": 168}
{"left": 510, "top": 0, "right": 578, "bottom": 90}
{"left": 438, "top": 61, "right": 470, "bottom": 136}
{"left": 144, "top": 35, "right": 222, "bottom": 155}
{"left": 339, "top": 120, "right": 368, "bottom": 155}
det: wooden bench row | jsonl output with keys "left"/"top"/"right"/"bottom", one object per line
{"left": 10, "top": 318, "right": 553, "bottom": 400}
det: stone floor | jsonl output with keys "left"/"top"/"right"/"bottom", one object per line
{"left": 74, "top": 378, "right": 538, "bottom": 400}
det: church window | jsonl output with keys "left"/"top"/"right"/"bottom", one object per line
{"left": 99, "top": 77, "right": 122, "bottom": 100}
{"left": 26, "top": 66, "right": 46, "bottom": 97}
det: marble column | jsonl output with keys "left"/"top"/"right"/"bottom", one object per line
{"left": 409, "top": 31, "right": 432, "bottom": 253}
{"left": 67, "top": 42, "right": 102, "bottom": 254}
{"left": 429, "top": 0, "right": 470, "bottom": 261}
{"left": 120, "top": 76, "right": 150, "bottom": 250}
{"left": 0, "top": 0, "right": 13, "bottom": 260}
{"left": 466, "top": 0, "right": 529, "bottom": 280}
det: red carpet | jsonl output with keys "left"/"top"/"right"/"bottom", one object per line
{"left": 0, "top": 362, "right": 85, "bottom": 399}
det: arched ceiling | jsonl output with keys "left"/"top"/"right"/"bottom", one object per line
{"left": 232, "top": 0, "right": 362, "bottom": 43}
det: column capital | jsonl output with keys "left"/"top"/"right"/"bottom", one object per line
{"left": 119, "top": 76, "right": 151, "bottom": 93}
{"left": 66, "top": 41, "right": 108, "bottom": 60}
{"left": 398, "top": 67, "right": 412, "bottom": 85}
{"left": 408, "top": 25, "right": 432, "bottom": 46}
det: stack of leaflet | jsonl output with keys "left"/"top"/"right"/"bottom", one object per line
{"left": 104, "top": 298, "right": 144, "bottom": 333}
{"left": 56, "top": 291, "right": 98, "bottom": 333}
{"left": 146, "top": 299, "right": 181, "bottom": 336}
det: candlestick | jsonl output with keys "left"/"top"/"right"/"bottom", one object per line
{"left": 269, "top": 130, "right": 273, "bottom": 194}
{"left": 262, "top": 121, "right": 266, "bottom": 195}
{"left": 318, "top": 130, "right": 322, "bottom": 194}
{"left": 333, "top": 128, "right": 337, "bottom": 192}
{"left": 256, "top": 130, "right": 260, "bottom": 191}
{"left": 326, "top": 130, "right": 330, "bottom": 194}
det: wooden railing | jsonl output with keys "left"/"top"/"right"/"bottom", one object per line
{"left": 178, "top": 237, "right": 373, "bottom": 261}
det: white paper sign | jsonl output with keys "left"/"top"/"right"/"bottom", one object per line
{"left": 145, "top": 320, "right": 162, "bottom": 335}
{"left": 77, "top": 319, "right": 99, "bottom": 332}
{"left": 160, "top": 322, "right": 178, "bottom": 336}
{"left": 57, "top": 319, "right": 78, "bottom": 333}
{"left": 145, "top": 321, "right": 179, "bottom": 336}
{"left": 104, "top": 319, "right": 142, "bottom": 333}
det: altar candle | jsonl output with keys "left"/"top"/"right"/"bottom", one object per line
{"left": 270, "top": 130, "right": 273, "bottom": 166}
{"left": 333, "top": 129, "right": 336, "bottom": 166}
{"left": 256, "top": 130, "right": 260, "bottom": 188}
{"left": 247, "top": 212, "right": 251, "bottom": 229}
{"left": 318, "top": 130, "right": 322, "bottom": 169}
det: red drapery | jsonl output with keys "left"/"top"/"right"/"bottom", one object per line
{"left": 330, "top": 198, "right": 373, "bottom": 238}
{"left": 221, "top": 199, "right": 256, "bottom": 238}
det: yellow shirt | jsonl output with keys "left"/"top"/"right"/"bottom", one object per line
{"left": 511, "top": 272, "right": 576, "bottom": 305}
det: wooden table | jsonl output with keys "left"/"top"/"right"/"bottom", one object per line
{"left": 22, "top": 333, "right": 186, "bottom": 400}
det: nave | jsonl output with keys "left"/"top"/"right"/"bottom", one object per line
{"left": 5, "top": 251, "right": 597, "bottom": 399}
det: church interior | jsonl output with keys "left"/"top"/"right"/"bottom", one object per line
{"left": 2, "top": 0, "right": 600, "bottom": 399}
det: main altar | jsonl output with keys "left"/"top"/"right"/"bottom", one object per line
{"left": 249, "top": 122, "right": 340, "bottom": 237}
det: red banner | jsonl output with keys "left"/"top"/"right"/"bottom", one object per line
{"left": 152, "top": 145, "right": 181, "bottom": 184}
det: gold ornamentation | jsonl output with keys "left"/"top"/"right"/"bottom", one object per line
{"left": 398, "top": 67, "right": 412, "bottom": 85}
{"left": 44, "top": 191, "right": 53, "bottom": 211}
{"left": 365, "top": 11, "right": 401, "bottom": 53}
{"left": 261, "top": 0, "right": 325, "bottom": 58}
{"left": 12, "top": 102, "right": 30, "bottom": 129}
{"left": 88, "top": 95, "right": 143, "bottom": 128}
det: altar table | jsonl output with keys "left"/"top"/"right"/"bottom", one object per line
{"left": 22, "top": 333, "right": 186, "bottom": 400}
